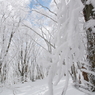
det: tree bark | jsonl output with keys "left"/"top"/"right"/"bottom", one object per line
{"left": 82, "top": 0, "right": 95, "bottom": 92}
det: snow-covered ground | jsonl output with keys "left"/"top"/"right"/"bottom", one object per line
{"left": 0, "top": 78, "right": 86, "bottom": 95}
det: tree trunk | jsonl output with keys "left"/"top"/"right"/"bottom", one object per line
{"left": 82, "top": 0, "right": 95, "bottom": 92}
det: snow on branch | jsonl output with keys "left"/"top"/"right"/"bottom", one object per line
{"left": 81, "top": 69, "right": 95, "bottom": 76}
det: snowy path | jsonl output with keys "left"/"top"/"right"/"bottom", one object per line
{"left": 0, "top": 78, "right": 84, "bottom": 95}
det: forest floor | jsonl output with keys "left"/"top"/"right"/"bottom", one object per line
{"left": 0, "top": 77, "right": 85, "bottom": 95}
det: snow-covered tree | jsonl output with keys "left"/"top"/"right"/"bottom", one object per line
{"left": 46, "top": 0, "right": 95, "bottom": 95}
{"left": 0, "top": 0, "right": 48, "bottom": 85}
{"left": 81, "top": 0, "right": 95, "bottom": 92}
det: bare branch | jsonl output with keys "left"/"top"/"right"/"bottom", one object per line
{"left": 25, "top": 33, "right": 48, "bottom": 52}
{"left": 32, "top": 9, "right": 57, "bottom": 23}
{"left": 54, "top": 0, "right": 59, "bottom": 9}
{"left": 22, "top": 24, "right": 56, "bottom": 49}
{"left": 36, "top": 0, "right": 57, "bottom": 16}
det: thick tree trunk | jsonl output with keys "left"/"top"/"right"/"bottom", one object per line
{"left": 82, "top": 0, "right": 95, "bottom": 92}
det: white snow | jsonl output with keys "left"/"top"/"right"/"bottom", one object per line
{"left": 0, "top": 78, "right": 85, "bottom": 95}
{"left": 84, "top": 19, "right": 95, "bottom": 30}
